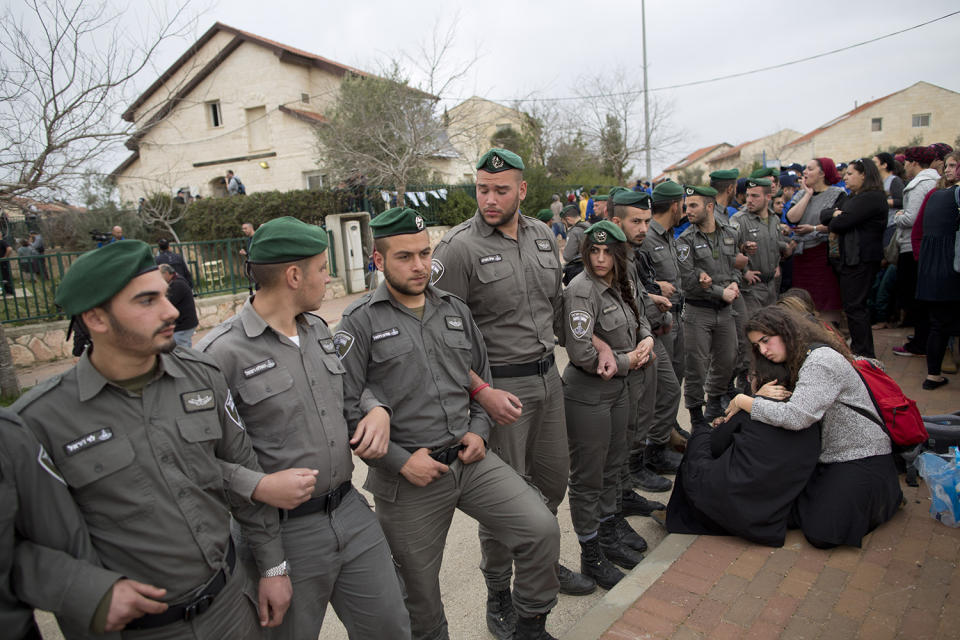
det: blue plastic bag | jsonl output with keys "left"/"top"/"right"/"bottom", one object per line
{"left": 916, "top": 449, "right": 960, "bottom": 527}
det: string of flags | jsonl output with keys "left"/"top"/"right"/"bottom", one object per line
{"left": 380, "top": 189, "right": 448, "bottom": 207}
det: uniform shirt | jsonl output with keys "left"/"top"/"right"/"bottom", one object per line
{"left": 431, "top": 211, "right": 562, "bottom": 365}
{"left": 625, "top": 251, "right": 666, "bottom": 333}
{"left": 13, "top": 349, "right": 283, "bottom": 602}
{"left": 676, "top": 223, "right": 742, "bottom": 305}
{"left": 562, "top": 222, "right": 590, "bottom": 263}
{"left": 639, "top": 219, "right": 682, "bottom": 306}
{"left": 729, "top": 210, "right": 787, "bottom": 280}
{"left": 197, "top": 300, "right": 354, "bottom": 496}
{"left": 337, "top": 284, "right": 493, "bottom": 475}
{"left": 563, "top": 272, "right": 643, "bottom": 376}
{"left": 1, "top": 409, "right": 121, "bottom": 637}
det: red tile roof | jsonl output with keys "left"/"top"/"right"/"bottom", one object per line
{"left": 278, "top": 105, "right": 328, "bottom": 124}
{"left": 663, "top": 143, "right": 730, "bottom": 172}
{"left": 707, "top": 139, "right": 756, "bottom": 164}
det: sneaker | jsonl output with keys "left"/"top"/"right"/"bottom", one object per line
{"left": 922, "top": 377, "right": 948, "bottom": 391}
{"left": 892, "top": 346, "right": 924, "bottom": 357}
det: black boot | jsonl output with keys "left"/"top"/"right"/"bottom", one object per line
{"left": 613, "top": 514, "right": 648, "bottom": 553}
{"left": 513, "top": 614, "right": 557, "bottom": 640}
{"left": 704, "top": 395, "right": 724, "bottom": 422}
{"left": 644, "top": 443, "right": 680, "bottom": 475}
{"left": 599, "top": 519, "right": 644, "bottom": 569}
{"left": 579, "top": 537, "right": 624, "bottom": 590}
{"left": 555, "top": 563, "right": 596, "bottom": 595}
{"left": 688, "top": 406, "right": 708, "bottom": 431}
{"left": 630, "top": 452, "right": 672, "bottom": 491}
{"left": 621, "top": 489, "right": 666, "bottom": 517}
{"left": 486, "top": 587, "right": 516, "bottom": 640}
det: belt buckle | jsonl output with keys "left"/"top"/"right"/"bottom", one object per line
{"left": 184, "top": 594, "right": 215, "bottom": 622}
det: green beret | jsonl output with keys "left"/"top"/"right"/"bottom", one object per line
{"left": 561, "top": 204, "right": 580, "bottom": 218}
{"left": 56, "top": 240, "right": 158, "bottom": 316}
{"left": 248, "top": 216, "right": 329, "bottom": 263}
{"left": 749, "top": 167, "right": 778, "bottom": 179}
{"left": 585, "top": 220, "right": 626, "bottom": 244}
{"left": 709, "top": 169, "right": 739, "bottom": 180}
{"left": 652, "top": 181, "right": 684, "bottom": 203}
{"left": 594, "top": 195, "right": 609, "bottom": 202}
{"left": 774, "top": 188, "right": 784, "bottom": 198}
{"left": 683, "top": 185, "right": 719, "bottom": 197}
{"left": 608, "top": 186, "right": 629, "bottom": 199}
{"left": 612, "top": 190, "right": 652, "bottom": 208}
{"left": 745, "top": 177, "right": 772, "bottom": 189}
{"left": 536, "top": 208, "right": 554, "bottom": 222}
{"left": 476, "top": 148, "right": 524, "bottom": 173}
{"left": 370, "top": 207, "right": 427, "bottom": 238}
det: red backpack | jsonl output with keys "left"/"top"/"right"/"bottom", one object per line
{"left": 846, "top": 359, "right": 928, "bottom": 448}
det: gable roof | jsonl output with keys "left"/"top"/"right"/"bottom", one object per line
{"left": 707, "top": 139, "right": 756, "bottom": 164}
{"left": 278, "top": 105, "right": 329, "bottom": 124}
{"left": 784, "top": 90, "right": 905, "bottom": 148}
{"left": 662, "top": 143, "right": 730, "bottom": 172}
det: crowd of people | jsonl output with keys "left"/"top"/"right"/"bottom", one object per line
{"left": 0, "top": 142, "right": 955, "bottom": 640}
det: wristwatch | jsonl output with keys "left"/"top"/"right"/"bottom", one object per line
{"left": 262, "top": 560, "right": 290, "bottom": 578}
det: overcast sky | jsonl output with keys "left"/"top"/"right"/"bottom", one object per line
{"left": 130, "top": 0, "right": 959, "bottom": 176}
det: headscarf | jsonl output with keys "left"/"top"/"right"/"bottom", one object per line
{"left": 904, "top": 146, "right": 937, "bottom": 166}
{"left": 815, "top": 157, "right": 841, "bottom": 185}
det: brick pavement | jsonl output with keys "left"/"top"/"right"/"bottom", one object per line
{"left": 582, "top": 327, "right": 960, "bottom": 640}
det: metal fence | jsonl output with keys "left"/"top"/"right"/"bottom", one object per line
{"left": 0, "top": 238, "right": 255, "bottom": 325}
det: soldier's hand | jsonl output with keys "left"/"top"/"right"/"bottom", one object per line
{"left": 774, "top": 265, "right": 781, "bottom": 278}
{"left": 744, "top": 270, "right": 761, "bottom": 285}
{"left": 698, "top": 271, "right": 712, "bottom": 289}
{"left": 400, "top": 449, "right": 449, "bottom": 487}
{"left": 656, "top": 280, "right": 676, "bottom": 298}
{"left": 649, "top": 293, "right": 672, "bottom": 312}
{"left": 475, "top": 386, "right": 523, "bottom": 425}
{"left": 105, "top": 579, "right": 168, "bottom": 631}
{"left": 721, "top": 286, "right": 737, "bottom": 304}
{"left": 258, "top": 576, "right": 292, "bottom": 627}
{"left": 252, "top": 468, "right": 319, "bottom": 509}
{"left": 352, "top": 406, "right": 390, "bottom": 459}
{"left": 794, "top": 224, "right": 816, "bottom": 235}
{"left": 733, "top": 253, "right": 749, "bottom": 270}
{"left": 459, "top": 432, "right": 486, "bottom": 465}
{"left": 635, "top": 336, "right": 655, "bottom": 366}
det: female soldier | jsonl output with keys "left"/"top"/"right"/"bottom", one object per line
{"left": 562, "top": 220, "right": 653, "bottom": 589}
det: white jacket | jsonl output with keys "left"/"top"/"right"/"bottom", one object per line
{"left": 895, "top": 168, "right": 940, "bottom": 252}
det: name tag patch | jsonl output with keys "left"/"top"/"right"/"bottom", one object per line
{"left": 64, "top": 428, "right": 113, "bottom": 456}
{"left": 319, "top": 338, "right": 336, "bottom": 354}
{"left": 694, "top": 243, "right": 708, "bottom": 250}
{"left": 479, "top": 254, "right": 502, "bottom": 265}
{"left": 602, "top": 304, "right": 618, "bottom": 314}
{"left": 181, "top": 388, "right": 216, "bottom": 412}
{"left": 372, "top": 328, "right": 400, "bottom": 342}
{"left": 535, "top": 239, "right": 552, "bottom": 251}
{"left": 445, "top": 316, "right": 465, "bottom": 331}
{"left": 653, "top": 245, "right": 664, "bottom": 251}
{"left": 243, "top": 359, "right": 276, "bottom": 378}
{"left": 723, "top": 237, "right": 735, "bottom": 245}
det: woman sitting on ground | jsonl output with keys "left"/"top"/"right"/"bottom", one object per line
{"left": 665, "top": 356, "right": 820, "bottom": 547}
{"left": 725, "top": 306, "right": 902, "bottom": 548}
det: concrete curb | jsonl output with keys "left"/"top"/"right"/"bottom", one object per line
{"left": 561, "top": 533, "right": 697, "bottom": 640}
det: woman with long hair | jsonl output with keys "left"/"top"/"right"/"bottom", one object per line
{"left": 819, "top": 158, "right": 887, "bottom": 357}
{"left": 725, "top": 307, "right": 902, "bottom": 548}
{"left": 561, "top": 220, "right": 653, "bottom": 589}
{"left": 784, "top": 158, "right": 846, "bottom": 325}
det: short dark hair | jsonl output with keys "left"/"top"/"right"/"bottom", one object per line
{"left": 157, "top": 238, "right": 170, "bottom": 251}
{"left": 651, "top": 200, "right": 676, "bottom": 215}
{"left": 249, "top": 258, "right": 310, "bottom": 288}
{"left": 709, "top": 178, "right": 736, "bottom": 192}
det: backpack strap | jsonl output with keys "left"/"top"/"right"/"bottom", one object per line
{"left": 841, "top": 361, "right": 892, "bottom": 440}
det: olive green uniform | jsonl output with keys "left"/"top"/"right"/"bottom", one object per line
{"left": 562, "top": 222, "right": 590, "bottom": 264}
{"left": 13, "top": 349, "right": 284, "bottom": 639}
{"left": 431, "top": 211, "right": 568, "bottom": 592}
{"left": 729, "top": 210, "right": 786, "bottom": 313}
{"left": 0, "top": 408, "right": 121, "bottom": 640}
{"left": 197, "top": 300, "right": 410, "bottom": 640}
{"left": 337, "top": 284, "right": 559, "bottom": 639}
{"left": 639, "top": 219, "right": 684, "bottom": 381}
{"left": 675, "top": 224, "right": 741, "bottom": 409}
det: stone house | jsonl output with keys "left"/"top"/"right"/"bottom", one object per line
{"left": 703, "top": 129, "right": 802, "bottom": 175}
{"left": 445, "top": 96, "right": 532, "bottom": 176}
{"left": 658, "top": 143, "right": 732, "bottom": 182}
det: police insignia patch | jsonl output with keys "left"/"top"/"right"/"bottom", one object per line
{"left": 491, "top": 154, "right": 504, "bottom": 169}
{"left": 677, "top": 244, "right": 691, "bottom": 263}
{"left": 569, "top": 310, "right": 592, "bottom": 340}
{"left": 37, "top": 445, "right": 65, "bottom": 485}
{"left": 319, "top": 338, "right": 336, "bottom": 354}
{"left": 430, "top": 258, "right": 444, "bottom": 284}
{"left": 595, "top": 231, "right": 607, "bottom": 243}
{"left": 415, "top": 215, "right": 425, "bottom": 230}
{"left": 181, "top": 389, "right": 215, "bottom": 412}
{"left": 334, "top": 331, "right": 355, "bottom": 359}
{"left": 445, "top": 316, "right": 464, "bottom": 331}
{"left": 224, "top": 390, "right": 244, "bottom": 430}
{"left": 535, "top": 239, "right": 552, "bottom": 251}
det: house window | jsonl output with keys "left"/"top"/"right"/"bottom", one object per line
{"left": 301, "top": 93, "right": 310, "bottom": 104}
{"left": 207, "top": 101, "right": 222, "bottom": 128}
{"left": 495, "top": 123, "right": 512, "bottom": 132}
{"left": 245, "top": 106, "right": 269, "bottom": 151}
{"left": 871, "top": 118, "right": 882, "bottom": 132}
{"left": 304, "top": 171, "right": 325, "bottom": 191}
{"left": 912, "top": 113, "right": 931, "bottom": 128}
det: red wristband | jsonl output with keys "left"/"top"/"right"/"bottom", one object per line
{"left": 470, "top": 383, "right": 491, "bottom": 399}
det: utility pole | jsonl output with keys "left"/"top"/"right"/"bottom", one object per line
{"left": 642, "top": 0, "right": 652, "bottom": 183}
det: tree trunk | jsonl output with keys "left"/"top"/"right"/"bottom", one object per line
{"left": 0, "top": 323, "right": 21, "bottom": 399}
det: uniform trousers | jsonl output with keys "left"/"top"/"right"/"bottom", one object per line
{"left": 660, "top": 309, "right": 685, "bottom": 384}
{"left": 562, "top": 367, "right": 628, "bottom": 535}
{"left": 239, "top": 489, "right": 410, "bottom": 640}
{"left": 741, "top": 279, "right": 777, "bottom": 316}
{"left": 372, "top": 453, "right": 559, "bottom": 639}
{"left": 480, "top": 368, "right": 569, "bottom": 587}
{"left": 648, "top": 338, "right": 682, "bottom": 448}
{"left": 620, "top": 364, "right": 657, "bottom": 510}
{"left": 682, "top": 305, "right": 737, "bottom": 408}
{"left": 730, "top": 295, "right": 751, "bottom": 379}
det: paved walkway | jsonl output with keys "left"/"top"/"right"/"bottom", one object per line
{"left": 564, "top": 327, "right": 960, "bottom": 640}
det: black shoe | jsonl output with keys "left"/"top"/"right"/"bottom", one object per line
{"left": 555, "top": 563, "right": 596, "bottom": 595}
{"left": 621, "top": 489, "right": 666, "bottom": 517}
{"left": 688, "top": 406, "right": 708, "bottom": 431}
{"left": 599, "top": 520, "right": 644, "bottom": 569}
{"left": 630, "top": 465, "right": 673, "bottom": 492}
{"left": 579, "top": 538, "right": 624, "bottom": 590}
{"left": 704, "top": 395, "right": 724, "bottom": 422}
{"left": 613, "top": 514, "right": 648, "bottom": 553}
{"left": 922, "top": 377, "right": 949, "bottom": 390}
{"left": 513, "top": 614, "right": 557, "bottom": 640}
{"left": 486, "top": 588, "right": 516, "bottom": 640}
{"left": 644, "top": 443, "right": 680, "bottom": 475}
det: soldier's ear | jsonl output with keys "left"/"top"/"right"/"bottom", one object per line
{"left": 82, "top": 307, "right": 110, "bottom": 335}
{"left": 373, "top": 249, "right": 385, "bottom": 272}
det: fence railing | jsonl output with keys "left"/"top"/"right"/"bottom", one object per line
{"left": 0, "top": 238, "right": 256, "bottom": 325}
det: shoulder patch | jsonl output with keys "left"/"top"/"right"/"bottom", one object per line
{"left": 224, "top": 390, "right": 244, "bottom": 430}
{"left": 677, "top": 244, "right": 691, "bottom": 263}
{"left": 430, "top": 258, "right": 444, "bottom": 284}
{"left": 569, "top": 310, "right": 592, "bottom": 340}
{"left": 37, "top": 444, "right": 66, "bottom": 485}
{"left": 333, "top": 330, "right": 355, "bottom": 359}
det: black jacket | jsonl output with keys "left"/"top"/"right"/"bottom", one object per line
{"left": 822, "top": 190, "right": 887, "bottom": 266}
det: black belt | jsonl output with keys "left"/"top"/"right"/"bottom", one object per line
{"left": 126, "top": 540, "right": 236, "bottom": 630}
{"left": 685, "top": 298, "right": 726, "bottom": 310}
{"left": 490, "top": 354, "right": 555, "bottom": 378}
{"left": 282, "top": 481, "right": 352, "bottom": 520}
{"left": 404, "top": 443, "right": 465, "bottom": 465}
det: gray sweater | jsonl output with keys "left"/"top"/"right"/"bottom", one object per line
{"left": 750, "top": 347, "right": 891, "bottom": 464}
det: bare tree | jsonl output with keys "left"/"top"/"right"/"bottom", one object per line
{"left": 0, "top": 0, "right": 193, "bottom": 206}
